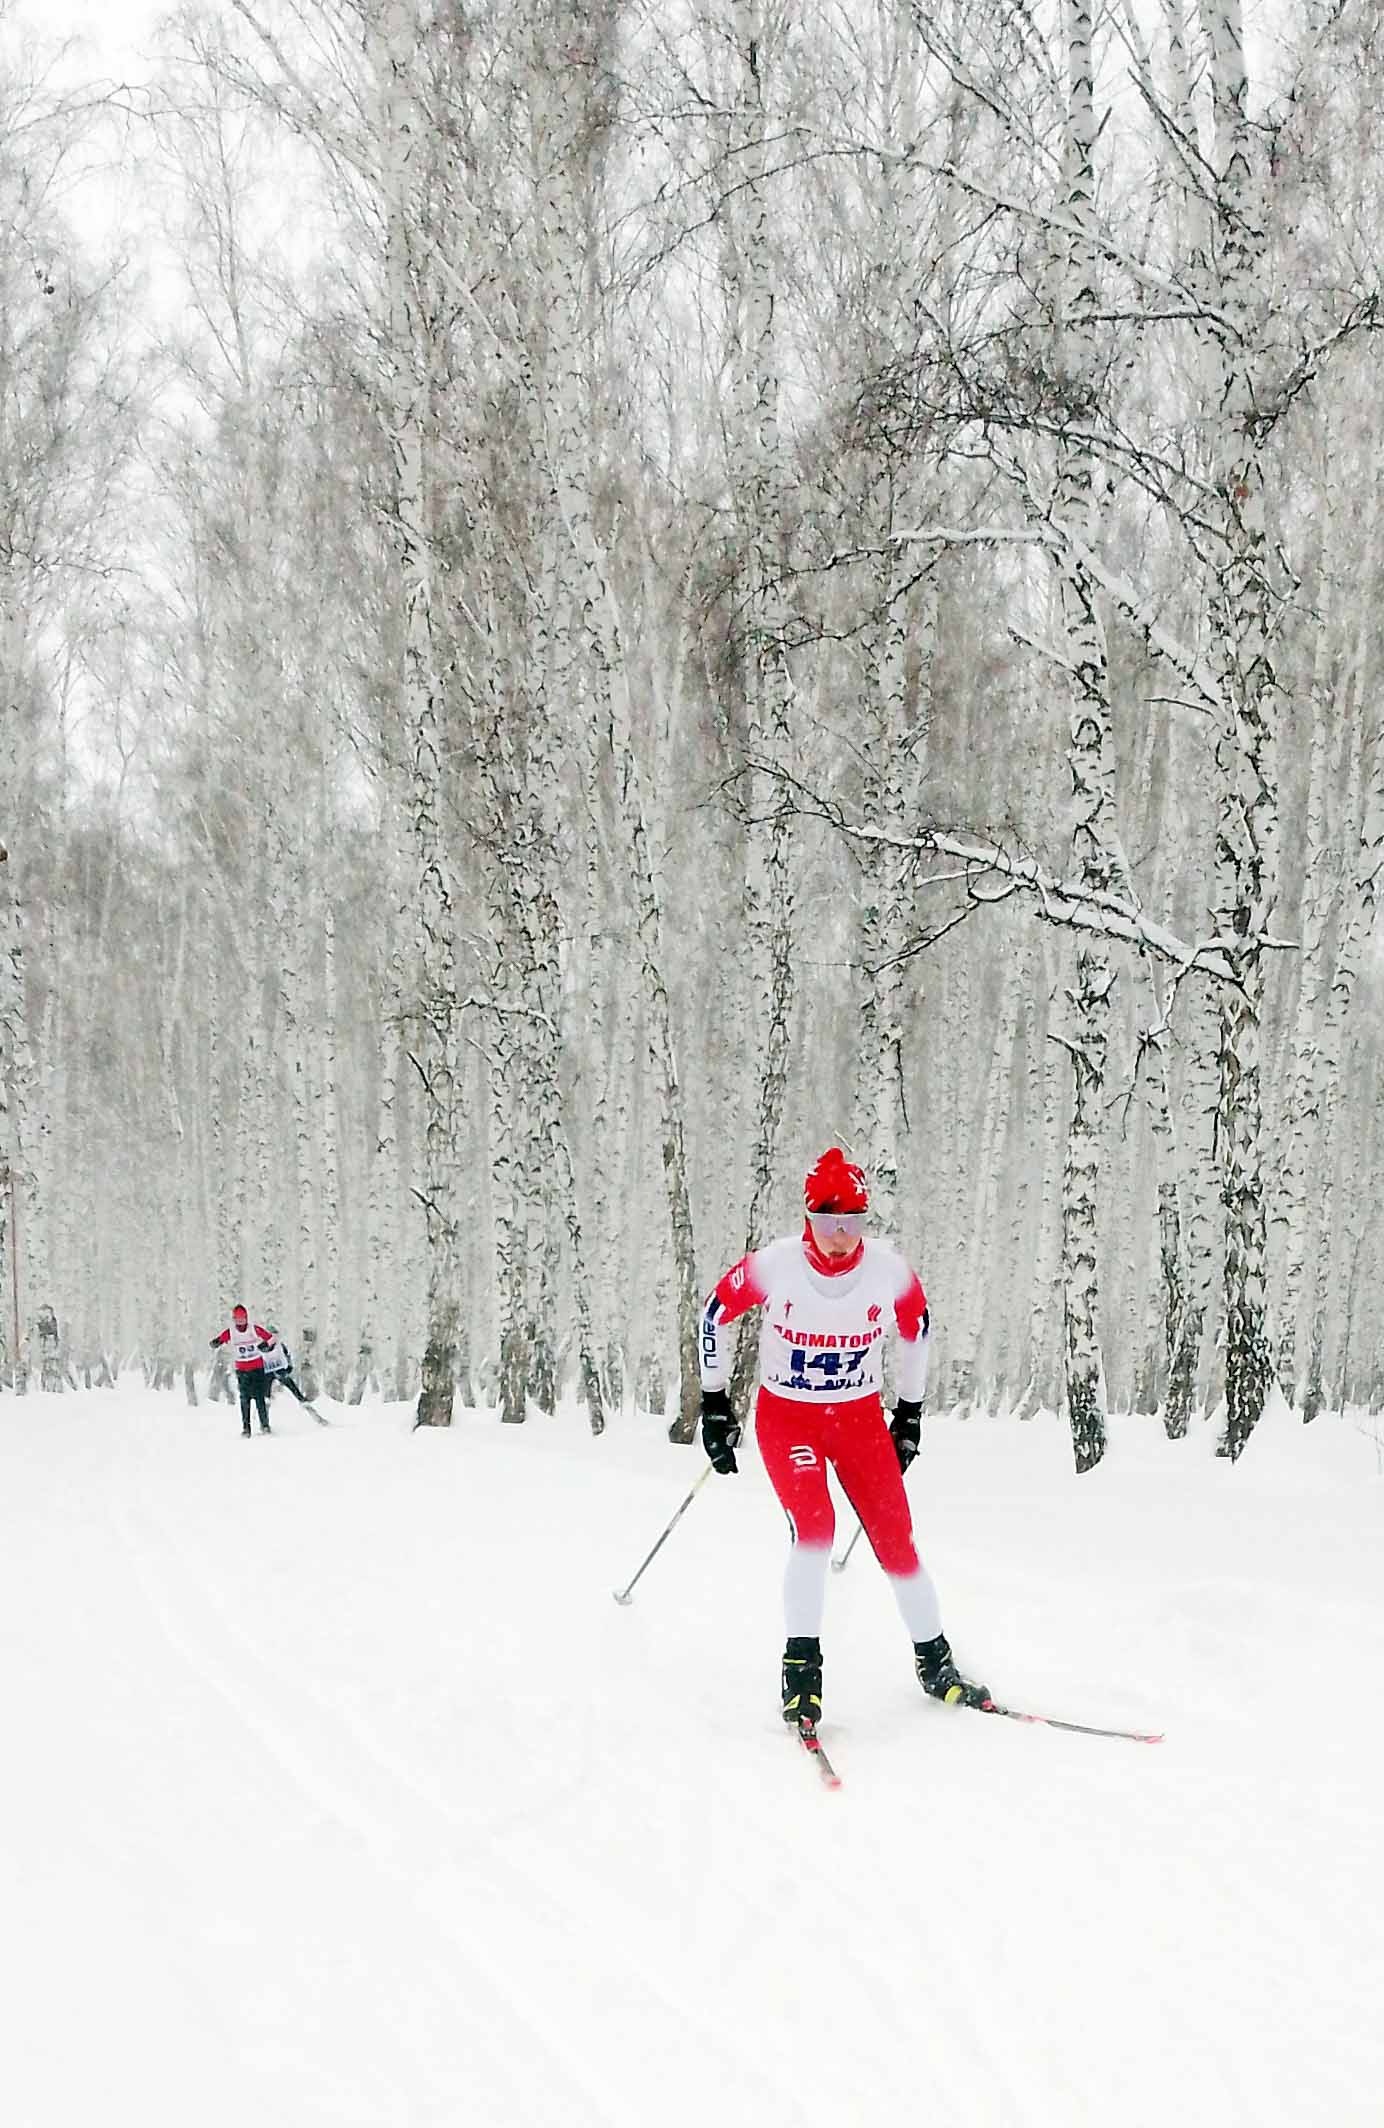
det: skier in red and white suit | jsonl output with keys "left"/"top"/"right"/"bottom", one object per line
{"left": 699, "top": 1147, "right": 989, "bottom": 1727}
{"left": 209, "top": 1303, "right": 275, "bottom": 1437}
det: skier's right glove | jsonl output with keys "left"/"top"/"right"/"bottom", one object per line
{"left": 890, "top": 1399, "right": 923, "bottom": 1473}
{"left": 700, "top": 1388, "right": 741, "bottom": 1476}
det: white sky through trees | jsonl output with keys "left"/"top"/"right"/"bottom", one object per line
{"left": 25, "top": 0, "right": 165, "bottom": 69}
{"left": 3, "top": 0, "right": 1381, "bottom": 1441}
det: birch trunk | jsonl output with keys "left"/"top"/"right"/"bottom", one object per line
{"left": 1025, "top": 932, "right": 1065, "bottom": 1410}
{"left": 1298, "top": 724, "right": 1384, "bottom": 1420}
{"left": 1141, "top": 988, "right": 1186, "bottom": 1401}
{"left": 726, "top": 4, "right": 797, "bottom": 1409}
{"left": 860, "top": 557, "right": 933, "bottom": 1242}
{"left": 856, "top": 12, "right": 931, "bottom": 1243}
{"left": 318, "top": 895, "right": 343, "bottom": 1395}
{"left": 1164, "top": 976, "right": 1220, "bottom": 1436}
{"left": 0, "top": 841, "right": 20, "bottom": 1386}
{"left": 1, "top": 681, "right": 40, "bottom": 1391}
{"left": 378, "top": 0, "right": 462, "bottom": 1428}
{"left": 967, "top": 942, "right": 1026, "bottom": 1402}
{"left": 356, "top": 968, "right": 402, "bottom": 1402}
{"left": 1051, "top": 0, "right": 1127, "bottom": 1471}
{"left": 526, "top": 33, "right": 699, "bottom": 1439}
{"left": 1273, "top": 541, "right": 1368, "bottom": 1398}
{"left": 1202, "top": 0, "right": 1279, "bottom": 1461}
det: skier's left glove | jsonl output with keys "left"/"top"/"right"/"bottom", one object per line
{"left": 700, "top": 1388, "right": 741, "bottom": 1475}
{"left": 890, "top": 1399, "right": 922, "bottom": 1473}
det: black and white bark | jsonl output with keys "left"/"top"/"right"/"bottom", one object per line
{"left": 1198, "top": 0, "right": 1280, "bottom": 1461}
{"left": 1048, "top": 0, "right": 1130, "bottom": 1473}
{"left": 722, "top": 5, "right": 798, "bottom": 1409}
{"left": 377, "top": 0, "right": 463, "bottom": 1429}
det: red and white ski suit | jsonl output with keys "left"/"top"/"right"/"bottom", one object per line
{"left": 210, "top": 1320, "right": 273, "bottom": 1372}
{"left": 701, "top": 1231, "right": 943, "bottom": 1641}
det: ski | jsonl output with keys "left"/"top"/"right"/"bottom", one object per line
{"left": 794, "top": 1719, "right": 842, "bottom": 1788}
{"left": 980, "top": 1700, "right": 1164, "bottom": 1745}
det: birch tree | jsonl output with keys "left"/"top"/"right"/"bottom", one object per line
{"left": 376, "top": 0, "right": 464, "bottom": 1427}
{"left": 719, "top": 3, "right": 799, "bottom": 1356}
{"left": 1043, "top": 0, "right": 1135, "bottom": 1470}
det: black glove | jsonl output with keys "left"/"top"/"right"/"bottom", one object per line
{"left": 701, "top": 1387, "right": 741, "bottom": 1475}
{"left": 890, "top": 1399, "right": 922, "bottom": 1473}
{"left": 208, "top": 1338, "right": 220, "bottom": 1351}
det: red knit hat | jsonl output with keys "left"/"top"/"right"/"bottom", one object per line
{"left": 804, "top": 1146, "right": 868, "bottom": 1214}
{"left": 232, "top": 1303, "right": 248, "bottom": 1325}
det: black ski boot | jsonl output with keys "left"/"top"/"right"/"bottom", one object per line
{"left": 781, "top": 1636, "right": 823, "bottom": 1728}
{"left": 914, "top": 1634, "right": 990, "bottom": 1710}
{"left": 241, "top": 1421, "right": 252, "bottom": 1438}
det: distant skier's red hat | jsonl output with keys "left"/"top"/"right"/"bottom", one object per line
{"left": 804, "top": 1146, "right": 868, "bottom": 1214}
{"left": 232, "top": 1302, "right": 248, "bottom": 1325}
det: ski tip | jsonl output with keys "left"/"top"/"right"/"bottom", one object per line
{"left": 794, "top": 1721, "right": 843, "bottom": 1786}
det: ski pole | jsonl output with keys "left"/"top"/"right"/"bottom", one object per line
{"left": 612, "top": 1463, "right": 715, "bottom": 1605}
{"left": 831, "top": 1519, "right": 866, "bottom": 1573}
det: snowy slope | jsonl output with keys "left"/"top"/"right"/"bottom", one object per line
{"left": 3, "top": 1384, "right": 1381, "bottom": 2128}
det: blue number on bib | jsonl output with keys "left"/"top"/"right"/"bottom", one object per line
{"left": 789, "top": 1347, "right": 868, "bottom": 1393}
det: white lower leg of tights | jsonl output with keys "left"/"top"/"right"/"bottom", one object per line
{"left": 782, "top": 1543, "right": 831, "bottom": 1637}
{"left": 889, "top": 1562, "right": 943, "bottom": 1643}
{"left": 783, "top": 1544, "right": 943, "bottom": 1644}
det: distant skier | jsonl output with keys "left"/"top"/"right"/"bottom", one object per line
{"left": 258, "top": 1328, "right": 323, "bottom": 1420}
{"left": 699, "top": 1145, "right": 989, "bottom": 1730}
{"left": 209, "top": 1303, "right": 274, "bottom": 1437}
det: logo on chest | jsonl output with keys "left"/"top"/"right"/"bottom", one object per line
{"left": 774, "top": 1320, "right": 884, "bottom": 1351}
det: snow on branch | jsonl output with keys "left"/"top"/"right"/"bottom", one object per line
{"left": 1058, "top": 534, "right": 1223, "bottom": 712}
{"left": 920, "top": 156, "right": 1234, "bottom": 334}
{"left": 743, "top": 764, "right": 1296, "bottom": 985}
{"left": 798, "top": 123, "right": 1221, "bottom": 327}
{"left": 1262, "top": 294, "right": 1384, "bottom": 433}
{"left": 893, "top": 524, "right": 1043, "bottom": 548}
{"left": 896, "top": 519, "right": 1223, "bottom": 712}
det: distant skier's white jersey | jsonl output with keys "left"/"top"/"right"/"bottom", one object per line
{"left": 700, "top": 1235, "right": 929, "bottom": 1405}
{"left": 259, "top": 1333, "right": 291, "bottom": 1377}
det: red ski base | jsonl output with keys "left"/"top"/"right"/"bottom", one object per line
{"left": 793, "top": 1720, "right": 842, "bottom": 1787}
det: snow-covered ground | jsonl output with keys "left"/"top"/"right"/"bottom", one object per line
{"left": 3, "top": 1381, "right": 1381, "bottom": 2128}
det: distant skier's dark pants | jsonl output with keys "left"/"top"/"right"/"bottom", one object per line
{"left": 268, "top": 1371, "right": 308, "bottom": 1403}
{"left": 237, "top": 1372, "right": 270, "bottom": 1428}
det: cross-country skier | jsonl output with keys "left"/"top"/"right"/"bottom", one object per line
{"left": 209, "top": 1303, "right": 274, "bottom": 1436}
{"left": 258, "top": 1327, "right": 310, "bottom": 1408}
{"left": 699, "top": 1145, "right": 989, "bottom": 1729}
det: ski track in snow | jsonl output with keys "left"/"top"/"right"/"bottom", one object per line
{"left": 2, "top": 1387, "right": 1382, "bottom": 2127}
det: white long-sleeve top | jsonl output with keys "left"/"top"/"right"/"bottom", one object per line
{"left": 700, "top": 1234, "right": 930, "bottom": 1406}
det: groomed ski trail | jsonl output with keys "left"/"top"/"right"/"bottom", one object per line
{"left": 2, "top": 1387, "right": 1381, "bottom": 2128}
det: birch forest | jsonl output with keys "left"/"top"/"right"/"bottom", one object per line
{"left": 2, "top": 0, "right": 1382, "bottom": 1468}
